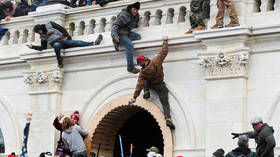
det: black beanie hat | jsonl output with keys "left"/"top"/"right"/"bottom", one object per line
{"left": 128, "top": 2, "right": 140, "bottom": 10}
{"left": 213, "top": 148, "right": 225, "bottom": 157}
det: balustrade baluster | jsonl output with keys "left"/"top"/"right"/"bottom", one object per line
{"left": 165, "top": 8, "right": 174, "bottom": 24}
{"left": 78, "top": 21, "right": 85, "bottom": 36}
{"left": 274, "top": 0, "right": 279, "bottom": 10}
{"left": 98, "top": 18, "right": 107, "bottom": 33}
{"left": 260, "top": 0, "right": 268, "bottom": 11}
{"left": 177, "top": 6, "right": 187, "bottom": 23}
{"left": 22, "top": 29, "right": 29, "bottom": 44}
{"left": 73, "top": 22, "right": 80, "bottom": 37}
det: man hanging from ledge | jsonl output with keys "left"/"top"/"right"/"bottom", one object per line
{"left": 111, "top": 2, "right": 141, "bottom": 74}
{"left": 27, "top": 21, "right": 103, "bottom": 68}
{"left": 130, "top": 36, "right": 175, "bottom": 130}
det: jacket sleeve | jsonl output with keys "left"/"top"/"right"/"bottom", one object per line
{"left": 259, "top": 131, "right": 276, "bottom": 157}
{"left": 133, "top": 72, "right": 145, "bottom": 98}
{"left": 76, "top": 125, "right": 89, "bottom": 138}
{"left": 152, "top": 40, "right": 168, "bottom": 65}
{"left": 31, "top": 40, "right": 48, "bottom": 51}
{"left": 111, "top": 12, "right": 129, "bottom": 38}
{"left": 243, "top": 131, "right": 257, "bottom": 139}
{"left": 50, "top": 21, "right": 72, "bottom": 40}
{"left": 53, "top": 117, "right": 62, "bottom": 131}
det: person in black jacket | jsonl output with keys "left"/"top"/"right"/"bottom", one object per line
{"left": 27, "top": 21, "right": 103, "bottom": 68}
{"left": 231, "top": 117, "right": 276, "bottom": 157}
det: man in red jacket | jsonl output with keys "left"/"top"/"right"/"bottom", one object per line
{"left": 130, "top": 36, "right": 175, "bottom": 130}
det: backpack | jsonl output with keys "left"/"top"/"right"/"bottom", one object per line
{"left": 229, "top": 151, "right": 253, "bottom": 157}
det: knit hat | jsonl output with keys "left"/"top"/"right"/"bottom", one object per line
{"left": 212, "top": 148, "right": 225, "bottom": 157}
{"left": 128, "top": 2, "right": 140, "bottom": 10}
{"left": 137, "top": 55, "right": 144, "bottom": 64}
{"left": 70, "top": 111, "right": 80, "bottom": 122}
{"left": 250, "top": 116, "right": 263, "bottom": 125}
{"left": 146, "top": 146, "right": 159, "bottom": 153}
{"left": 238, "top": 135, "right": 249, "bottom": 147}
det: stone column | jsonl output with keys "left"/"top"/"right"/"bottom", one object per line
{"left": 23, "top": 5, "right": 68, "bottom": 156}
{"left": 194, "top": 26, "right": 251, "bottom": 156}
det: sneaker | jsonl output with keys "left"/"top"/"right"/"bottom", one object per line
{"left": 225, "top": 23, "right": 240, "bottom": 28}
{"left": 112, "top": 39, "right": 119, "bottom": 51}
{"left": 166, "top": 118, "right": 175, "bottom": 130}
{"left": 127, "top": 67, "right": 140, "bottom": 74}
{"left": 94, "top": 34, "right": 103, "bottom": 45}
{"left": 211, "top": 23, "right": 224, "bottom": 29}
{"left": 143, "top": 89, "right": 150, "bottom": 99}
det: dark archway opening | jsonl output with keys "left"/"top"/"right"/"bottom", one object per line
{"left": 113, "top": 110, "right": 164, "bottom": 157}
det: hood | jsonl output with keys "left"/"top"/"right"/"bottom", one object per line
{"left": 64, "top": 127, "right": 73, "bottom": 134}
{"left": 232, "top": 147, "right": 251, "bottom": 155}
{"left": 260, "top": 123, "right": 274, "bottom": 133}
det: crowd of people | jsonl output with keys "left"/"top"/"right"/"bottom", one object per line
{"left": 212, "top": 117, "right": 276, "bottom": 157}
{"left": 1, "top": 1, "right": 277, "bottom": 157}
{"left": 0, "top": 0, "right": 122, "bottom": 22}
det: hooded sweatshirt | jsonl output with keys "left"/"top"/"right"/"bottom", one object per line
{"left": 226, "top": 147, "right": 256, "bottom": 157}
{"left": 62, "top": 124, "right": 88, "bottom": 153}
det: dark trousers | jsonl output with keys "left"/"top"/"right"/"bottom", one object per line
{"left": 73, "top": 150, "right": 87, "bottom": 157}
{"left": 144, "top": 81, "right": 171, "bottom": 119}
{"left": 53, "top": 40, "right": 93, "bottom": 63}
{"left": 20, "top": 122, "right": 30, "bottom": 157}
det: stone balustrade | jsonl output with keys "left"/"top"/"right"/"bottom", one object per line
{"left": 0, "top": 0, "right": 280, "bottom": 59}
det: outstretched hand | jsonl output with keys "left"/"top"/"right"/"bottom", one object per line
{"left": 231, "top": 133, "right": 240, "bottom": 139}
{"left": 27, "top": 44, "right": 32, "bottom": 49}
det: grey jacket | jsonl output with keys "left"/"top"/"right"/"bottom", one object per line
{"left": 40, "top": 22, "right": 65, "bottom": 46}
{"left": 244, "top": 123, "right": 275, "bottom": 157}
{"left": 111, "top": 8, "right": 139, "bottom": 38}
{"left": 62, "top": 124, "right": 88, "bottom": 153}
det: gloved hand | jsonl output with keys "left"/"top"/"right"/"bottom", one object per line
{"left": 231, "top": 133, "right": 240, "bottom": 139}
{"left": 143, "top": 89, "right": 150, "bottom": 99}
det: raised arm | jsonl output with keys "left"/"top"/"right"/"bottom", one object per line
{"left": 153, "top": 36, "right": 168, "bottom": 65}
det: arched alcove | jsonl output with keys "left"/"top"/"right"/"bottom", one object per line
{"left": 80, "top": 75, "right": 197, "bottom": 156}
{"left": 85, "top": 95, "right": 172, "bottom": 157}
{"left": 0, "top": 97, "right": 21, "bottom": 154}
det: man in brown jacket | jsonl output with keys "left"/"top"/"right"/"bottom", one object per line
{"left": 130, "top": 36, "right": 175, "bottom": 129}
{"left": 211, "top": 0, "right": 239, "bottom": 29}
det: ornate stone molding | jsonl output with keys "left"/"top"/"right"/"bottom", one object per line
{"left": 24, "top": 68, "right": 64, "bottom": 94}
{"left": 199, "top": 51, "right": 249, "bottom": 80}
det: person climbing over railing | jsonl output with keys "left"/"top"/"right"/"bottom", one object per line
{"left": 111, "top": 1, "right": 141, "bottom": 74}
{"left": 27, "top": 21, "right": 103, "bottom": 68}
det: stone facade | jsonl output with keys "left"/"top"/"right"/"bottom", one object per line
{"left": 0, "top": 0, "right": 280, "bottom": 156}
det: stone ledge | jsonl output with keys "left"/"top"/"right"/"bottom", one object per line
{"left": 193, "top": 26, "right": 251, "bottom": 40}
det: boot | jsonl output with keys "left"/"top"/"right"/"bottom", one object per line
{"left": 166, "top": 118, "right": 175, "bottom": 130}
{"left": 58, "top": 58, "right": 64, "bottom": 68}
{"left": 112, "top": 39, "right": 119, "bottom": 51}
{"left": 211, "top": 23, "right": 224, "bottom": 29}
{"left": 127, "top": 67, "right": 140, "bottom": 74}
{"left": 94, "top": 34, "right": 103, "bottom": 45}
{"left": 225, "top": 22, "right": 240, "bottom": 28}
{"left": 195, "top": 24, "right": 205, "bottom": 31}
{"left": 143, "top": 89, "right": 150, "bottom": 99}
{"left": 184, "top": 28, "right": 193, "bottom": 34}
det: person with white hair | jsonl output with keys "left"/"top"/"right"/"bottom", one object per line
{"left": 226, "top": 135, "right": 256, "bottom": 157}
{"left": 231, "top": 117, "right": 276, "bottom": 157}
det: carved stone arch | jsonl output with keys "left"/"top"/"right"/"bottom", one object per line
{"left": 0, "top": 97, "right": 21, "bottom": 154}
{"left": 80, "top": 75, "right": 196, "bottom": 156}
{"left": 86, "top": 95, "right": 172, "bottom": 157}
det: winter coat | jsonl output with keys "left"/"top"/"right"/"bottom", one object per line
{"left": 32, "top": 21, "right": 72, "bottom": 51}
{"left": 245, "top": 123, "right": 275, "bottom": 157}
{"left": 111, "top": 8, "right": 139, "bottom": 38}
{"left": 226, "top": 147, "right": 256, "bottom": 157}
{"left": 62, "top": 124, "right": 88, "bottom": 153}
{"left": 133, "top": 40, "right": 168, "bottom": 98}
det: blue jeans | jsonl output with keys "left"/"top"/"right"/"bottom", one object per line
{"left": 20, "top": 122, "right": 30, "bottom": 157}
{"left": 72, "top": 150, "right": 87, "bottom": 157}
{"left": 119, "top": 32, "right": 141, "bottom": 70}
{"left": 53, "top": 40, "right": 93, "bottom": 62}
